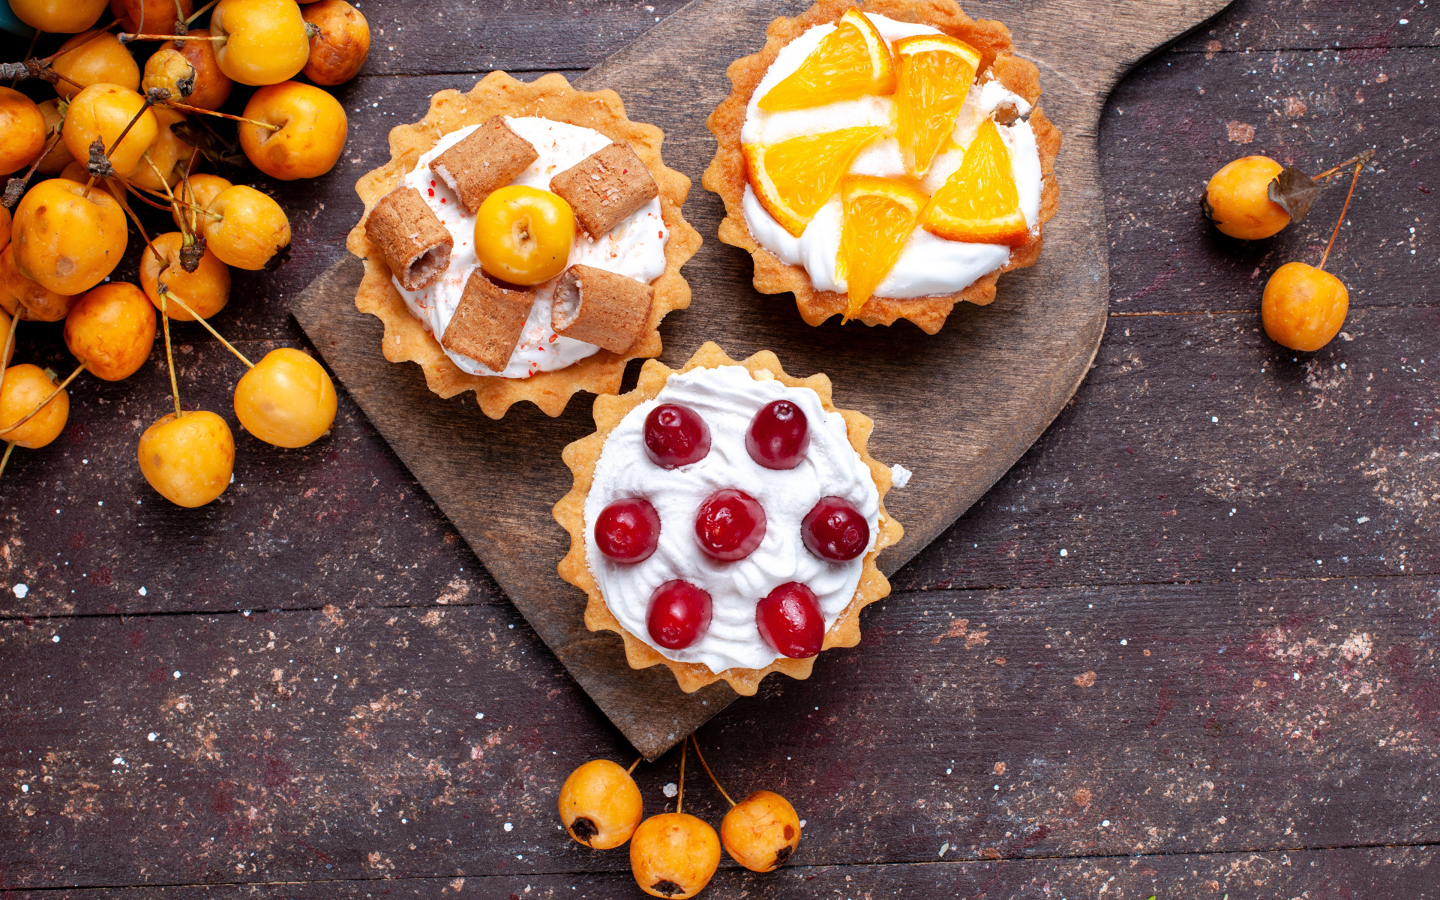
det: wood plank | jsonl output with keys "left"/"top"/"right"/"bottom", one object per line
{"left": 2, "top": 846, "right": 1435, "bottom": 897}
{"left": 9, "top": 304, "right": 1440, "bottom": 624}
{"left": 1103, "top": 46, "right": 1437, "bottom": 315}
{"left": 892, "top": 304, "right": 1440, "bottom": 592}
{"left": 1174, "top": 0, "right": 1440, "bottom": 52}
{"left": 292, "top": 0, "right": 1233, "bottom": 759}
{"left": 0, "top": 340, "right": 489, "bottom": 619}
{"left": 4, "top": 575, "right": 1436, "bottom": 887}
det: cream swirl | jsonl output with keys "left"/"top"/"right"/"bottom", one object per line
{"left": 395, "top": 117, "right": 669, "bottom": 378}
{"left": 585, "top": 366, "right": 881, "bottom": 673}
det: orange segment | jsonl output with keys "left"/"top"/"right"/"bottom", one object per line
{"left": 922, "top": 118, "right": 1028, "bottom": 246}
{"left": 894, "top": 34, "right": 982, "bottom": 177}
{"left": 758, "top": 9, "right": 896, "bottom": 112}
{"left": 744, "top": 126, "right": 886, "bottom": 237}
{"left": 839, "top": 175, "right": 928, "bottom": 319}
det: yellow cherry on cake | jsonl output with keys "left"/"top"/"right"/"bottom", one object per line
{"left": 348, "top": 72, "right": 701, "bottom": 419}
{"left": 705, "top": 0, "right": 1062, "bottom": 334}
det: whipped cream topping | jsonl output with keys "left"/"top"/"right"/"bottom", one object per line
{"left": 584, "top": 366, "right": 881, "bottom": 674}
{"left": 740, "top": 14, "right": 1043, "bottom": 300}
{"left": 395, "top": 117, "right": 669, "bottom": 378}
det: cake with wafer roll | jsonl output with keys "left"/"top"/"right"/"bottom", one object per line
{"left": 348, "top": 72, "right": 701, "bottom": 419}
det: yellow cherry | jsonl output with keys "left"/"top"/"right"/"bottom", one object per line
{"left": 137, "top": 410, "right": 235, "bottom": 507}
{"left": 475, "top": 185, "right": 574, "bottom": 286}
{"left": 233, "top": 348, "right": 336, "bottom": 448}
{"left": 1261, "top": 262, "right": 1348, "bottom": 352}
{"left": 0, "top": 363, "right": 69, "bottom": 449}
{"left": 64, "top": 282, "right": 156, "bottom": 381}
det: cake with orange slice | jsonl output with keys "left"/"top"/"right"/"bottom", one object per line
{"left": 705, "top": 0, "right": 1061, "bottom": 334}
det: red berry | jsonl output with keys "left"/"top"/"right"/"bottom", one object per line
{"left": 746, "top": 400, "right": 810, "bottom": 470}
{"left": 595, "top": 498, "right": 661, "bottom": 563}
{"left": 644, "top": 403, "right": 711, "bottom": 469}
{"left": 648, "top": 580, "right": 712, "bottom": 650}
{"left": 756, "top": 582, "right": 824, "bottom": 658}
{"left": 801, "top": 496, "right": 870, "bottom": 562}
{"left": 695, "top": 489, "right": 767, "bottom": 562}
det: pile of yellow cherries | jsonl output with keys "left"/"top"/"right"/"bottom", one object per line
{"left": 559, "top": 737, "right": 803, "bottom": 899}
{"left": 0, "top": 0, "right": 370, "bottom": 506}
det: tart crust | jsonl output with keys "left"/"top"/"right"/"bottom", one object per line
{"left": 348, "top": 71, "right": 702, "bottom": 419}
{"left": 703, "top": 0, "right": 1063, "bottom": 335}
{"left": 554, "top": 341, "right": 905, "bottom": 696}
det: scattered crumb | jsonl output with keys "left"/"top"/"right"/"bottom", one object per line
{"left": 1283, "top": 97, "right": 1308, "bottom": 117}
{"left": 1205, "top": 39, "right": 1222, "bottom": 59}
{"left": 1227, "top": 120, "right": 1256, "bottom": 143}
{"left": 992, "top": 762, "right": 1006, "bottom": 776}
{"left": 1073, "top": 787, "right": 1093, "bottom": 807}
{"left": 1074, "top": 670, "right": 1097, "bottom": 688}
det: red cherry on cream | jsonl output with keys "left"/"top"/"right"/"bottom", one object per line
{"left": 801, "top": 496, "right": 870, "bottom": 562}
{"left": 756, "top": 582, "right": 824, "bottom": 658}
{"left": 644, "top": 403, "right": 711, "bottom": 469}
{"left": 746, "top": 399, "right": 810, "bottom": 469}
{"left": 594, "top": 498, "right": 660, "bottom": 563}
{"left": 648, "top": 580, "right": 712, "bottom": 650}
{"left": 695, "top": 489, "right": 767, "bottom": 561}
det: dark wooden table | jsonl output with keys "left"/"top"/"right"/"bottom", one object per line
{"left": 2, "top": 1, "right": 1438, "bottom": 896}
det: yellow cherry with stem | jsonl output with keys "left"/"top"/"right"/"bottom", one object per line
{"left": 1261, "top": 155, "right": 1367, "bottom": 353}
{"left": 234, "top": 349, "right": 337, "bottom": 449}
{"left": 64, "top": 282, "right": 156, "bottom": 381}
{"left": 693, "top": 735, "right": 802, "bottom": 873}
{"left": 558, "top": 757, "right": 644, "bottom": 850}
{"left": 135, "top": 252, "right": 234, "bottom": 509}
{"left": 629, "top": 740, "right": 721, "bottom": 900}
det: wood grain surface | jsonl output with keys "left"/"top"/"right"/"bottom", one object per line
{"left": 293, "top": 0, "right": 1234, "bottom": 759}
{"left": 2, "top": 0, "right": 1438, "bottom": 895}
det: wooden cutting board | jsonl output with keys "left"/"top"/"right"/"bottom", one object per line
{"left": 292, "top": 0, "right": 1233, "bottom": 760}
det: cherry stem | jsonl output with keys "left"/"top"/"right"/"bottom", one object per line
{"left": 690, "top": 735, "right": 735, "bottom": 807}
{"left": 10, "top": 30, "right": 40, "bottom": 87}
{"left": 676, "top": 739, "right": 686, "bottom": 816}
{"left": 0, "top": 363, "right": 84, "bottom": 436}
{"left": 1318, "top": 158, "right": 1364, "bottom": 272}
{"left": 0, "top": 441, "right": 14, "bottom": 480}
{"left": 185, "top": 0, "right": 220, "bottom": 26}
{"left": 0, "top": 310, "right": 17, "bottom": 401}
{"left": 164, "top": 100, "right": 280, "bottom": 132}
{"left": 627, "top": 757, "right": 642, "bottom": 775}
{"left": 84, "top": 98, "right": 154, "bottom": 195}
{"left": 159, "top": 288, "right": 254, "bottom": 369}
{"left": 161, "top": 297, "right": 182, "bottom": 419}
{"left": 1313, "top": 149, "right": 1376, "bottom": 183}
{"left": 121, "top": 32, "right": 221, "bottom": 43}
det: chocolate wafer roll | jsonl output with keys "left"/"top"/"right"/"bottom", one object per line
{"left": 440, "top": 270, "right": 535, "bottom": 373}
{"left": 550, "top": 264, "right": 654, "bottom": 354}
{"left": 365, "top": 186, "right": 453, "bottom": 292}
{"left": 549, "top": 142, "right": 659, "bottom": 239}
{"left": 429, "top": 116, "right": 539, "bottom": 214}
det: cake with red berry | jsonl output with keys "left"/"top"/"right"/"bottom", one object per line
{"left": 348, "top": 72, "right": 702, "bottom": 419}
{"left": 555, "top": 342, "right": 905, "bottom": 695}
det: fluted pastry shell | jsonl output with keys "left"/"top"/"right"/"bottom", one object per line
{"left": 703, "top": 0, "right": 1062, "bottom": 335}
{"left": 348, "top": 71, "right": 702, "bottom": 418}
{"left": 554, "top": 341, "right": 904, "bottom": 696}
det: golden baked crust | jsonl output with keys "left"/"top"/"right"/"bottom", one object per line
{"left": 348, "top": 71, "right": 702, "bottom": 419}
{"left": 703, "top": 0, "right": 1062, "bottom": 335}
{"left": 554, "top": 341, "right": 905, "bottom": 696}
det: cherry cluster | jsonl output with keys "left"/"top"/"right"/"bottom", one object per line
{"left": 594, "top": 397, "right": 871, "bottom": 659}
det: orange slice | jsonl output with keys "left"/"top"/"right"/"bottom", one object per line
{"left": 893, "top": 34, "right": 982, "bottom": 177}
{"left": 744, "top": 126, "right": 886, "bottom": 237}
{"left": 758, "top": 9, "right": 896, "bottom": 112}
{"left": 922, "top": 118, "right": 1028, "bottom": 246}
{"left": 839, "top": 175, "right": 928, "bottom": 319}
